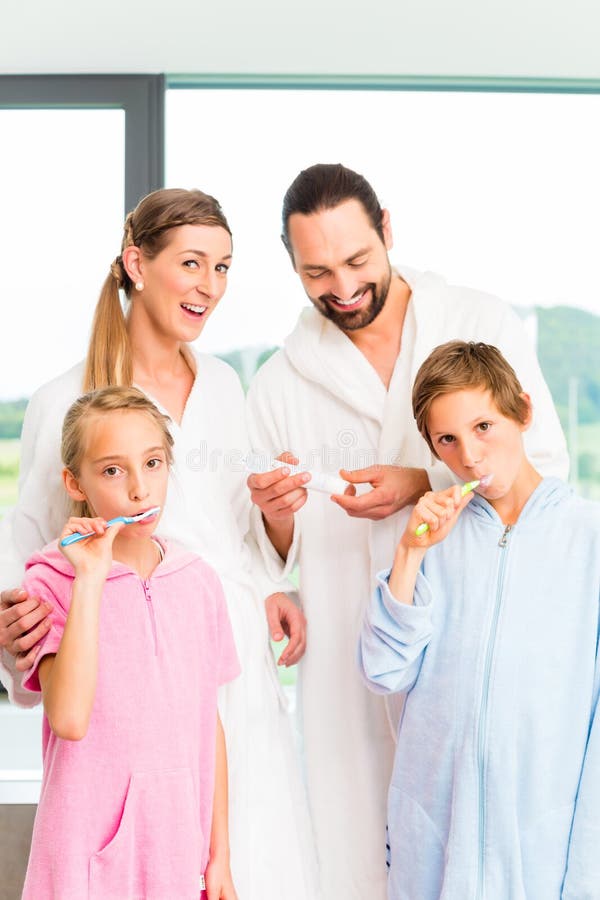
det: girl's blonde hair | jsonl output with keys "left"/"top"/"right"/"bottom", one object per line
{"left": 61, "top": 386, "right": 174, "bottom": 517}
{"left": 83, "top": 188, "right": 232, "bottom": 391}
{"left": 412, "top": 341, "right": 530, "bottom": 458}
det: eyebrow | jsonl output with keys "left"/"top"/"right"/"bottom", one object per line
{"left": 301, "top": 247, "right": 370, "bottom": 272}
{"left": 178, "top": 249, "right": 232, "bottom": 261}
{"left": 92, "top": 446, "right": 166, "bottom": 463}
{"left": 430, "top": 414, "right": 494, "bottom": 436}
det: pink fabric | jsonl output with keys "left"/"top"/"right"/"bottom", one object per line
{"left": 21, "top": 539, "right": 240, "bottom": 900}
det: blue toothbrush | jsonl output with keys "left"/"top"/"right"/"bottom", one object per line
{"left": 60, "top": 506, "right": 161, "bottom": 546}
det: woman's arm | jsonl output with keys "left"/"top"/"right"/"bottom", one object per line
{"left": 205, "top": 715, "right": 237, "bottom": 900}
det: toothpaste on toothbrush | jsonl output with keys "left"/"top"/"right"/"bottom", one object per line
{"left": 245, "top": 453, "right": 349, "bottom": 496}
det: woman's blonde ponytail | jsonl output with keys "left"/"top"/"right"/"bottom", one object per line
{"left": 83, "top": 268, "right": 132, "bottom": 391}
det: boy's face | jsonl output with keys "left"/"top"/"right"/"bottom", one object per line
{"left": 427, "top": 387, "right": 530, "bottom": 502}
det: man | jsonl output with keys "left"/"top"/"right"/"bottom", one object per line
{"left": 246, "top": 163, "right": 568, "bottom": 900}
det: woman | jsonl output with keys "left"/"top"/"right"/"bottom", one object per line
{"left": 0, "top": 189, "right": 319, "bottom": 899}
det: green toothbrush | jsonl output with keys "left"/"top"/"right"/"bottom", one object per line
{"left": 415, "top": 480, "right": 481, "bottom": 536}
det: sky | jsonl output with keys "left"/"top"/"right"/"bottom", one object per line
{"left": 1, "top": 90, "right": 599, "bottom": 399}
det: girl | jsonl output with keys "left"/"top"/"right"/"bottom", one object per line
{"left": 0, "top": 189, "right": 319, "bottom": 898}
{"left": 21, "top": 386, "right": 240, "bottom": 899}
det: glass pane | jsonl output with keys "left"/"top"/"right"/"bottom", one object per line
{"left": 166, "top": 88, "right": 600, "bottom": 495}
{"left": 0, "top": 108, "right": 124, "bottom": 799}
{"left": 0, "top": 109, "right": 125, "bottom": 400}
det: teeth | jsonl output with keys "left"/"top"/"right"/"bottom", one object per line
{"left": 182, "top": 303, "right": 207, "bottom": 314}
{"left": 335, "top": 291, "right": 365, "bottom": 307}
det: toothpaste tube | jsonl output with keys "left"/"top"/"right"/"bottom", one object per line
{"left": 245, "top": 453, "right": 349, "bottom": 495}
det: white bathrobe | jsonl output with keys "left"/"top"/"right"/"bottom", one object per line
{"left": 0, "top": 349, "right": 320, "bottom": 900}
{"left": 246, "top": 267, "right": 569, "bottom": 900}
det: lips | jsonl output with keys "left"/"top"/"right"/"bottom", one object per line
{"left": 181, "top": 302, "right": 207, "bottom": 316}
{"left": 325, "top": 288, "right": 368, "bottom": 312}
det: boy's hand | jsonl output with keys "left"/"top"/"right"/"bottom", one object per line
{"left": 205, "top": 855, "right": 238, "bottom": 900}
{"left": 59, "top": 517, "right": 124, "bottom": 580}
{"left": 401, "top": 485, "right": 474, "bottom": 550}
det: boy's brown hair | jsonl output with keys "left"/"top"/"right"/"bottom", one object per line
{"left": 412, "top": 341, "right": 530, "bottom": 457}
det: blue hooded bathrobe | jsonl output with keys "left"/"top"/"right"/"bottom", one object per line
{"left": 359, "top": 478, "right": 600, "bottom": 900}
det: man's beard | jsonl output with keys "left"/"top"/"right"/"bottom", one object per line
{"left": 313, "top": 266, "right": 392, "bottom": 332}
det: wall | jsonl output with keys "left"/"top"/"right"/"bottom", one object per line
{"left": 1, "top": 0, "right": 600, "bottom": 80}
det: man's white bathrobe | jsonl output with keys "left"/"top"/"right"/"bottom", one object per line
{"left": 0, "top": 349, "right": 319, "bottom": 900}
{"left": 246, "top": 267, "right": 569, "bottom": 900}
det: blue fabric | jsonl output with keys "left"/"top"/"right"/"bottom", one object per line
{"left": 359, "top": 478, "right": 600, "bottom": 900}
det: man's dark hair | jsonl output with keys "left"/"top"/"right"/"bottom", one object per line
{"left": 281, "top": 163, "right": 384, "bottom": 254}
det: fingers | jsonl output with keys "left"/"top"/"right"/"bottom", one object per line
{"left": 265, "top": 594, "right": 284, "bottom": 642}
{"left": 0, "top": 594, "right": 52, "bottom": 656}
{"left": 248, "top": 467, "right": 309, "bottom": 520}
{"left": 60, "top": 516, "right": 108, "bottom": 541}
{"left": 275, "top": 451, "right": 299, "bottom": 466}
{"left": 266, "top": 593, "right": 307, "bottom": 666}
{"left": 339, "top": 465, "right": 383, "bottom": 486}
{"left": 103, "top": 519, "right": 126, "bottom": 544}
{"left": 0, "top": 587, "right": 29, "bottom": 609}
{"left": 331, "top": 488, "right": 395, "bottom": 520}
{"left": 15, "top": 641, "right": 45, "bottom": 672}
{"left": 279, "top": 626, "right": 306, "bottom": 666}
{"left": 413, "top": 491, "right": 457, "bottom": 533}
{"left": 277, "top": 605, "right": 307, "bottom": 666}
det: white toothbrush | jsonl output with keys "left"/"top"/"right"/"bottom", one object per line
{"left": 60, "top": 506, "right": 161, "bottom": 546}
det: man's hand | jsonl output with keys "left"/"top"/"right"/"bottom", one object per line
{"left": 247, "top": 451, "right": 309, "bottom": 520}
{"left": 331, "top": 465, "right": 431, "bottom": 520}
{"left": 0, "top": 588, "right": 52, "bottom": 671}
{"left": 265, "top": 592, "right": 306, "bottom": 667}
{"left": 247, "top": 452, "right": 308, "bottom": 559}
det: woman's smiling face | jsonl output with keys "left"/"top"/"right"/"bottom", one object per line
{"left": 128, "top": 223, "right": 233, "bottom": 342}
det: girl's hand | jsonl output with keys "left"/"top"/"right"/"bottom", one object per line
{"left": 58, "top": 517, "right": 125, "bottom": 580}
{"left": 401, "top": 485, "right": 474, "bottom": 550}
{"left": 205, "top": 855, "right": 238, "bottom": 900}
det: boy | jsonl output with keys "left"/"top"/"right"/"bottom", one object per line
{"left": 359, "top": 341, "right": 599, "bottom": 900}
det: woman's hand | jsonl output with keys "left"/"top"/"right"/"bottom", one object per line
{"left": 0, "top": 589, "right": 52, "bottom": 669}
{"left": 59, "top": 517, "right": 124, "bottom": 580}
{"left": 265, "top": 592, "right": 307, "bottom": 666}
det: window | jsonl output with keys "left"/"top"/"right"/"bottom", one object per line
{"left": 166, "top": 85, "right": 600, "bottom": 495}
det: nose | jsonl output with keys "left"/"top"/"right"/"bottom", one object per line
{"left": 128, "top": 468, "right": 150, "bottom": 503}
{"left": 329, "top": 269, "right": 359, "bottom": 302}
{"left": 459, "top": 438, "right": 482, "bottom": 469}
{"left": 197, "top": 266, "right": 219, "bottom": 301}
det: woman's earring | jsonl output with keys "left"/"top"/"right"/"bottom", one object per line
{"left": 135, "top": 281, "right": 144, "bottom": 291}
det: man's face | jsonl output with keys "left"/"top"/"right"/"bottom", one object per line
{"left": 286, "top": 199, "right": 393, "bottom": 332}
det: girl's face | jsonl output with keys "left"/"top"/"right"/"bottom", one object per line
{"left": 127, "top": 223, "right": 233, "bottom": 343}
{"left": 427, "top": 387, "right": 531, "bottom": 505}
{"left": 64, "top": 409, "right": 169, "bottom": 537}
